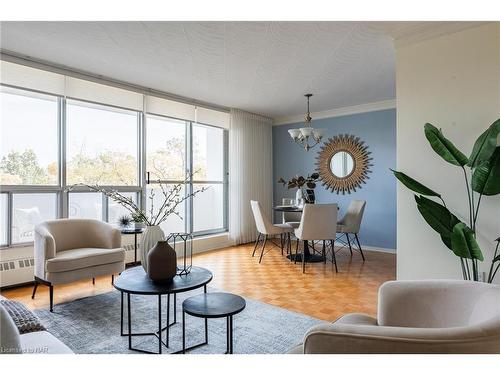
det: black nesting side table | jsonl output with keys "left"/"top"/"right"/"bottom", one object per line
{"left": 120, "top": 227, "right": 144, "bottom": 266}
{"left": 181, "top": 292, "right": 246, "bottom": 354}
{"left": 113, "top": 266, "right": 213, "bottom": 354}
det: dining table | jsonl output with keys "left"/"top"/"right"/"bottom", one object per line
{"left": 272, "top": 205, "right": 325, "bottom": 263}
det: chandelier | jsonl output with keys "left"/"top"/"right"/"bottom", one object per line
{"left": 288, "top": 94, "right": 324, "bottom": 151}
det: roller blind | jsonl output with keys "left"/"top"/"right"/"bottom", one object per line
{"left": 0, "top": 60, "right": 65, "bottom": 95}
{"left": 145, "top": 95, "right": 196, "bottom": 122}
{"left": 196, "top": 106, "right": 230, "bottom": 129}
{"left": 65, "top": 77, "right": 144, "bottom": 111}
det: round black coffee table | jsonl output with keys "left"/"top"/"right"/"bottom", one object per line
{"left": 181, "top": 292, "right": 246, "bottom": 354}
{"left": 113, "top": 266, "right": 213, "bottom": 354}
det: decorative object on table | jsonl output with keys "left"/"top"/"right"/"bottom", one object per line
{"left": 287, "top": 94, "right": 325, "bottom": 151}
{"left": 66, "top": 172, "right": 208, "bottom": 274}
{"left": 316, "top": 134, "right": 372, "bottom": 194}
{"left": 131, "top": 211, "right": 145, "bottom": 230}
{"left": 166, "top": 232, "right": 193, "bottom": 275}
{"left": 117, "top": 215, "right": 132, "bottom": 229}
{"left": 278, "top": 173, "right": 319, "bottom": 207}
{"left": 392, "top": 119, "right": 500, "bottom": 281}
{"left": 146, "top": 240, "right": 177, "bottom": 284}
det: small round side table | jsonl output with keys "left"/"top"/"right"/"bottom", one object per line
{"left": 181, "top": 292, "right": 246, "bottom": 354}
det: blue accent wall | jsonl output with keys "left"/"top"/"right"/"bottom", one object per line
{"left": 273, "top": 108, "right": 397, "bottom": 250}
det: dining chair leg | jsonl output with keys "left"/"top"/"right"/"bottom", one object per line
{"left": 330, "top": 239, "right": 338, "bottom": 273}
{"left": 354, "top": 233, "right": 366, "bottom": 261}
{"left": 346, "top": 234, "right": 353, "bottom": 256}
{"left": 252, "top": 233, "right": 262, "bottom": 257}
{"left": 280, "top": 234, "right": 284, "bottom": 256}
{"left": 259, "top": 235, "right": 268, "bottom": 263}
{"left": 295, "top": 239, "right": 299, "bottom": 264}
{"left": 287, "top": 233, "right": 291, "bottom": 255}
{"left": 322, "top": 241, "right": 326, "bottom": 264}
{"left": 302, "top": 244, "right": 306, "bottom": 274}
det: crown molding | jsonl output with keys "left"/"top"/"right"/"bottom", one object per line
{"left": 392, "top": 21, "right": 490, "bottom": 49}
{"left": 273, "top": 99, "right": 396, "bottom": 126}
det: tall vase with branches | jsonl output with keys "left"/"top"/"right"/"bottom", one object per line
{"left": 392, "top": 119, "right": 500, "bottom": 282}
{"left": 67, "top": 172, "right": 208, "bottom": 272}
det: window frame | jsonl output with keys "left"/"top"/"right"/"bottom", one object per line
{"left": 0, "top": 84, "right": 229, "bottom": 248}
{"left": 144, "top": 114, "right": 229, "bottom": 237}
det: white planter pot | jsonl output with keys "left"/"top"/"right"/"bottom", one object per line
{"left": 295, "top": 188, "right": 304, "bottom": 207}
{"left": 140, "top": 225, "right": 165, "bottom": 273}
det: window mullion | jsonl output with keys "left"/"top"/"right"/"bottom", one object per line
{"left": 60, "top": 96, "right": 68, "bottom": 219}
{"left": 187, "top": 121, "right": 193, "bottom": 234}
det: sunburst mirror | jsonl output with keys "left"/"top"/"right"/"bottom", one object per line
{"left": 316, "top": 134, "right": 373, "bottom": 194}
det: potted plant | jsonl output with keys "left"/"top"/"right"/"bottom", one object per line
{"left": 130, "top": 211, "right": 145, "bottom": 230}
{"left": 392, "top": 119, "right": 499, "bottom": 282}
{"left": 278, "top": 173, "right": 320, "bottom": 205}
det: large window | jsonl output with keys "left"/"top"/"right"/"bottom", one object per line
{"left": 1, "top": 88, "right": 59, "bottom": 185}
{"left": 192, "top": 124, "right": 226, "bottom": 233}
{"left": 12, "top": 193, "right": 57, "bottom": 244}
{"left": 66, "top": 100, "right": 139, "bottom": 186}
{"left": 145, "top": 116, "right": 227, "bottom": 235}
{"left": 0, "top": 83, "right": 228, "bottom": 248}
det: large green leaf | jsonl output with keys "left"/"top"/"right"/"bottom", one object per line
{"left": 424, "top": 123, "right": 469, "bottom": 166}
{"left": 472, "top": 147, "right": 500, "bottom": 196}
{"left": 468, "top": 119, "right": 500, "bottom": 167}
{"left": 451, "top": 222, "right": 484, "bottom": 261}
{"left": 414, "top": 195, "right": 460, "bottom": 250}
{"left": 391, "top": 169, "right": 441, "bottom": 197}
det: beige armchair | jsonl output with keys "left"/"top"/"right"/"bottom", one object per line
{"left": 290, "top": 280, "right": 500, "bottom": 354}
{"left": 33, "top": 219, "right": 125, "bottom": 312}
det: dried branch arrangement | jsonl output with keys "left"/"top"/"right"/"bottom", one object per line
{"left": 66, "top": 172, "right": 208, "bottom": 226}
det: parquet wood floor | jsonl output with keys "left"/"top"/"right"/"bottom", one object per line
{"left": 1, "top": 243, "right": 396, "bottom": 321}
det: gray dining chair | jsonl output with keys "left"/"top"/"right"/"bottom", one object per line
{"left": 336, "top": 200, "right": 366, "bottom": 261}
{"left": 294, "top": 203, "right": 338, "bottom": 273}
{"left": 250, "top": 200, "right": 293, "bottom": 263}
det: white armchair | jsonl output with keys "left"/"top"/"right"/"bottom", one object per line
{"left": 33, "top": 219, "right": 125, "bottom": 312}
{"left": 290, "top": 280, "right": 500, "bottom": 353}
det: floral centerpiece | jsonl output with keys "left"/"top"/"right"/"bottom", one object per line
{"left": 278, "top": 173, "right": 320, "bottom": 205}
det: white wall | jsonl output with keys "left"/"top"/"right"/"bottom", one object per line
{"left": 396, "top": 23, "right": 500, "bottom": 280}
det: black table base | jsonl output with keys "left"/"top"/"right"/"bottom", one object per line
{"left": 120, "top": 292, "right": 178, "bottom": 354}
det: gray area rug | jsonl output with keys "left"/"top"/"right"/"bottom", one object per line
{"left": 35, "top": 288, "right": 324, "bottom": 354}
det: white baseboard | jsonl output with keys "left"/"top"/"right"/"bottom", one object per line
{"left": 361, "top": 245, "right": 396, "bottom": 254}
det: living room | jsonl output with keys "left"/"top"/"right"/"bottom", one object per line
{"left": 1, "top": 0, "right": 500, "bottom": 373}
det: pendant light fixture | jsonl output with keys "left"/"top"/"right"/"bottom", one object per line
{"left": 288, "top": 94, "right": 324, "bottom": 151}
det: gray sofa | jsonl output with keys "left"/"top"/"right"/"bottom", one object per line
{"left": 0, "top": 295, "right": 72, "bottom": 354}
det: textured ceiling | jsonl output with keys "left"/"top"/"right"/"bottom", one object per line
{"left": 0, "top": 21, "right": 475, "bottom": 119}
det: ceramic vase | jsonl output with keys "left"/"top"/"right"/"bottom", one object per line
{"left": 295, "top": 188, "right": 304, "bottom": 207}
{"left": 140, "top": 225, "right": 165, "bottom": 273}
{"left": 147, "top": 240, "right": 177, "bottom": 284}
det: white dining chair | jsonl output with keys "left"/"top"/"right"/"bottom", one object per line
{"left": 336, "top": 200, "right": 366, "bottom": 261}
{"left": 282, "top": 198, "right": 301, "bottom": 229}
{"left": 294, "top": 203, "right": 338, "bottom": 273}
{"left": 250, "top": 200, "right": 293, "bottom": 263}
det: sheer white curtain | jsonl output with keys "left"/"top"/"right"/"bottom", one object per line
{"left": 229, "top": 109, "right": 273, "bottom": 244}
